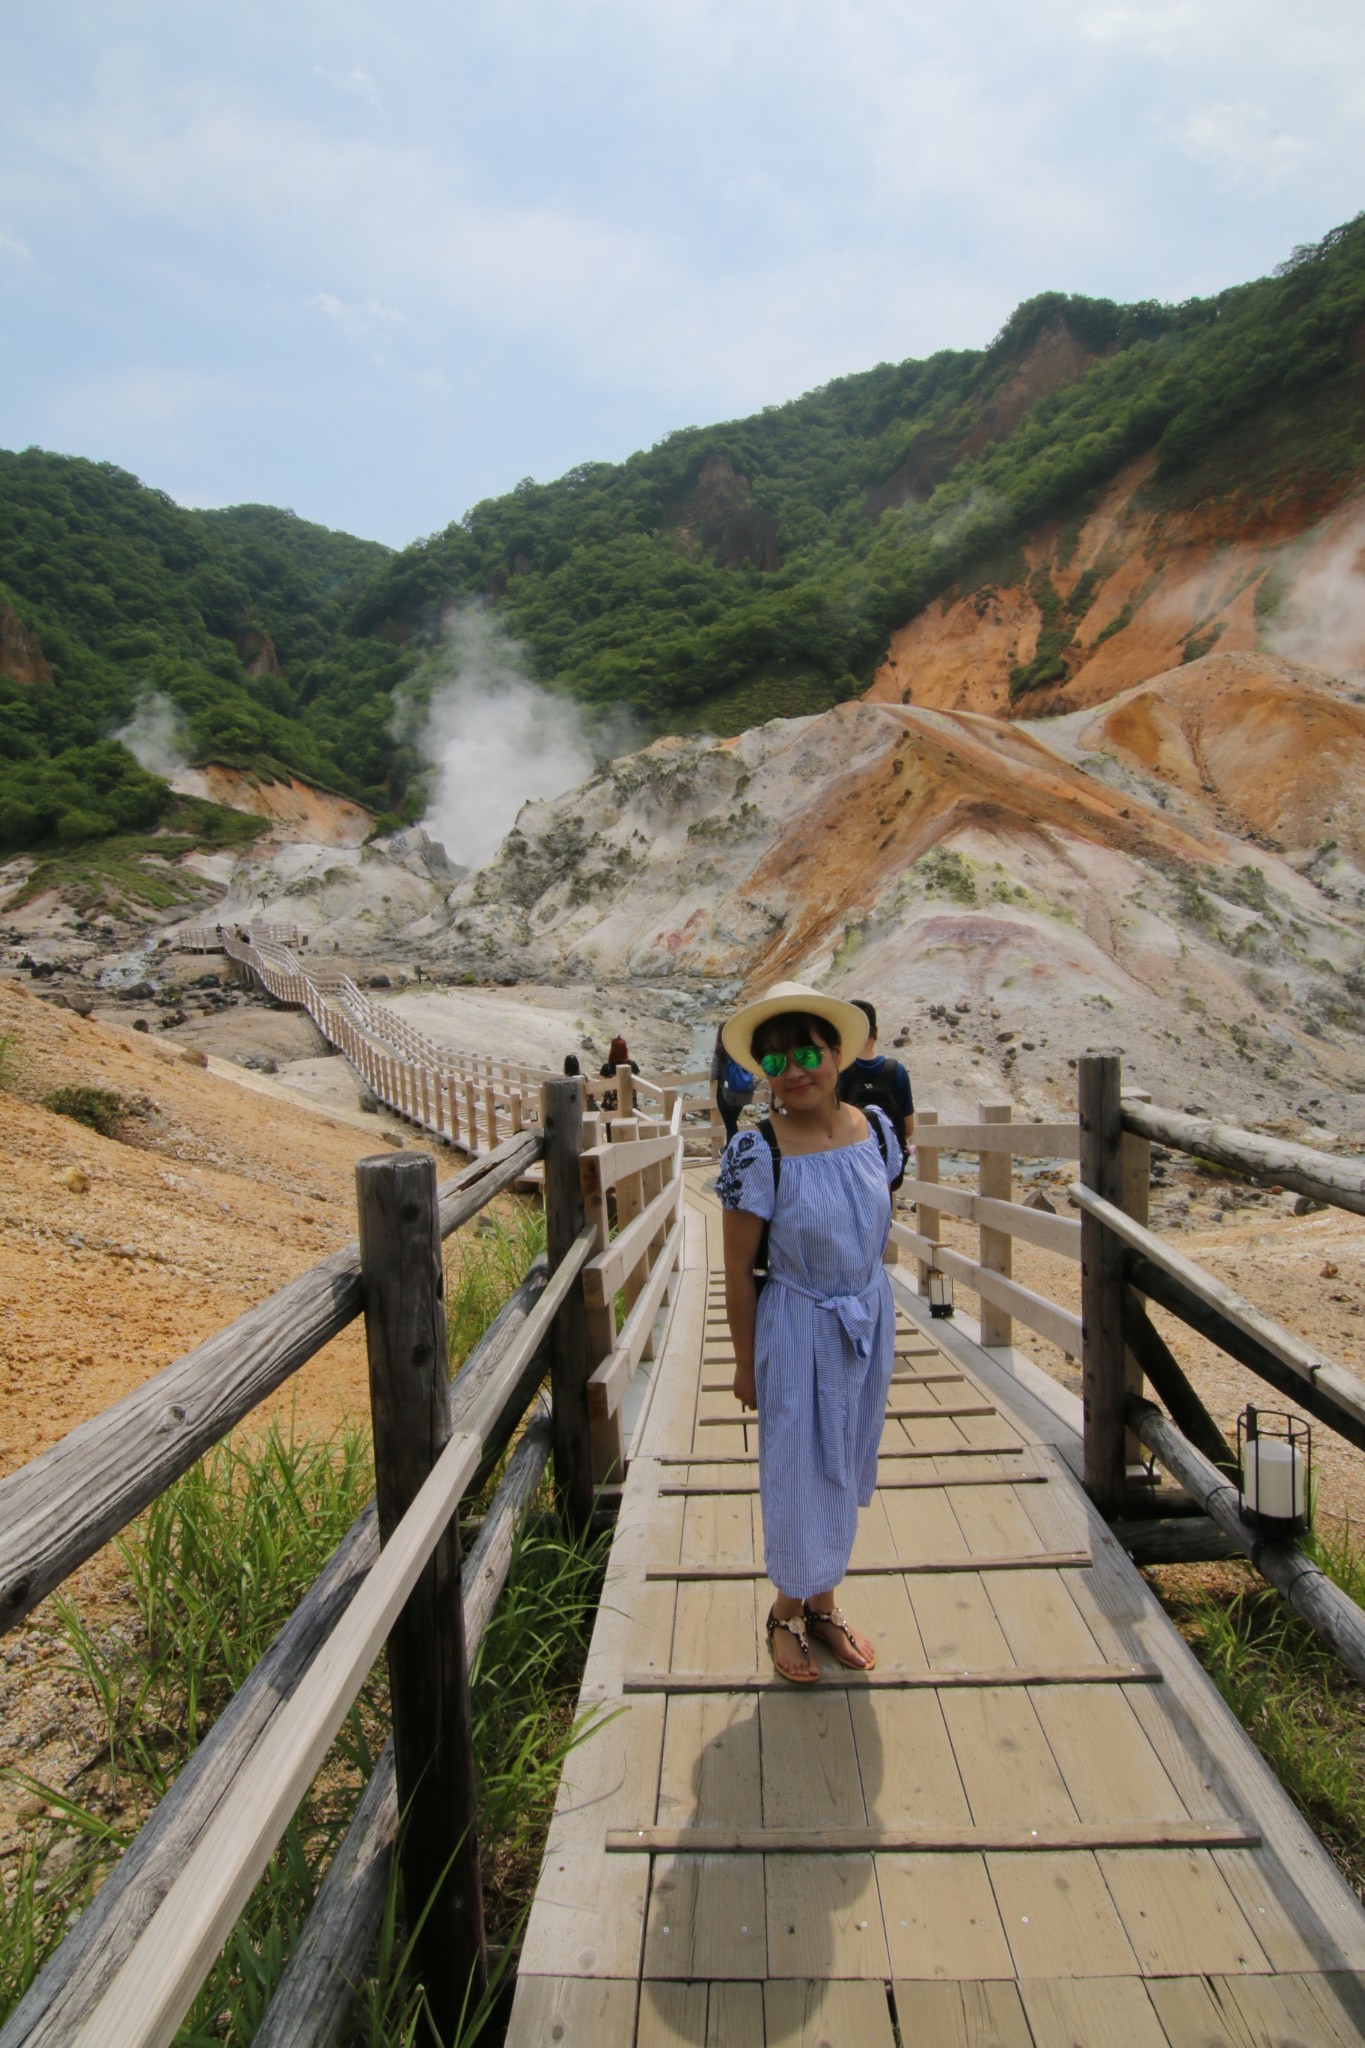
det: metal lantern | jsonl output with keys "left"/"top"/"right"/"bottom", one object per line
{"left": 927, "top": 1270, "right": 955, "bottom": 1319}
{"left": 1236, "top": 1405, "right": 1311, "bottom": 1536}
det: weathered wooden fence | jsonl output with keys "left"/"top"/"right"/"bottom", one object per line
{"left": 894, "top": 1055, "right": 1365, "bottom": 1681}
{"left": 0, "top": 1066, "right": 689, "bottom": 2048}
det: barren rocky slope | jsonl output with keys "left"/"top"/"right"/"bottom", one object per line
{"left": 431, "top": 647, "right": 1365, "bottom": 1135}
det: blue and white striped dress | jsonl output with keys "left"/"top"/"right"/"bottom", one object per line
{"left": 717, "top": 1109, "right": 902, "bottom": 1599}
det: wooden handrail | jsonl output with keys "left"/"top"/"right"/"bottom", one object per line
{"left": 1, "top": 1250, "right": 563, "bottom": 2048}
{"left": 1121, "top": 1101, "right": 1365, "bottom": 1218}
{"left": 580, "top": 1131, "right": 680, "bottom": 1194}
{"left": 582, "top": 1171, "right": 683, "bottom": 1306}
{"left": 588, "top": 1213, "right": 685, "bottom": 1420}
{"left": 68, "top": 1430, "right": 485, "bottom": 2048}
{"left": 0, "top": 1130, "right": 542, "bottom": 1636}
{"left": 1068, "top": 1182, "right": 1365, "bottom": 1432}
{"left": 910, "top": 1119, "right": 1080, "bottom": 1156}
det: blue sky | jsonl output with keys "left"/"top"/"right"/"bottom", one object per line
{"left": 3, "top": 0, "right": 1363, "bottom": 548}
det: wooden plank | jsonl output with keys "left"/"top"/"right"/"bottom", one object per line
{"left": 764, "top": 1982, "right": 896, "bottom": 2048}
{"left": 914, "top": 1120, "right": 1081, "bottom": 1155}
{"left": 705, "top": 1983, "right": 764, "bottom": 2044}
{"left": 356, "top": 1152, "right": 485, "bottom": 2029}
{"left": 910, "top": 1574, "right": 1014, "bottom": 1669}
{"left": 655, "top": 1444, "right": 1026, "bottom": 1464}
{"left": 928, "top": 1246, "right": 1083, "bottom": 1356}
{"left": 761, "top": 1691, "right": 865, "bottom": 1827}
{"left": 695, "top": 1402, "right": 995, "bottom": 1426}
{"left": 987, "top": 1851, "right": 1142, "bottom": 1978}
{"left": 1080, "top": 1054, "right": 1127, "bottom": 1515}
{"left": 984, "top": 1568, "right": 1108, "bottom": 1667}
{"left": 588, "top": 1213, "right": 685, "bottom": 1420}
{"left": 1071, "top": 1181, "right": 1365, "bottom": 1436}
{"left": 1148, "top": 1972, "right": 1365, "bottom": 2047}
{"left": 583, "top": 1175, "right": 684, "bottom": 1305}
{"left": 948, "top": 1482, "right": 1053, "bottom": 1560}
{"left": 940, "top": 1687, "right": 1077, "bottom": 1824}
{"left": 543, "top": 1077, "right": 600, "bottom": 1522}
{"left": 517, "top": 1697, "right": 665, "bottom": 1980}
{"left": 659, "top": 1471, "right": 1044, "bottom": 1495}
{"left": 1019, "top": 1977, "right": 1166, "bottom": 2046}
{"left": 647, "top": 1553, "right": 1091, "bottom": 1579}
{"left": 849, "top": 1690, "right": 969, "bottom": 1826}
{"left": 657, "top": 1693, "right": 761, "bottom": 1830}
{"left": 642, "top": 1855, "right": 766, "bottom": 1979}
{"left": 877, "top": 1855, "right": 1014, "bottom": 1978}
{"left": 765, "top": 1855, "right": 890, "bottom": 1980}
{"left": 1029, "top": 1684, "right": 1191, "bottom": 1823}
{"left": 503, "top": 1975, "right": 637, "bottom": 2047}
{"left": 622, "top": 1663, "right": 1160, "bottom": 1693}
{"left": 580, "top": 1132, "right": 681, "bottom": 1192}
{"left": 66, "top": 1427, "right": 485, "bottom": 2048}
{"left": 893, "top": 1981, "right": 1031, "bottom": 2047}
{"left": 633, "top": 1983, "right": 707, "bottom": 2048}
{"left": 978, "top": 1100, "right": 1013, "bottom": 1348}
{"left": 1098, "top": 1847, "right": 1272, "bottom": 1974}
{"left": 607, "top": 1820, "right": 1258, "bottom": 1853}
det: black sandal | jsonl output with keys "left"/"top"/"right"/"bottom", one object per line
{"left": 803, "top": 1602, "right": 877, "bottom": 1672}
{"left": 766, "top": 1605, "right": 818, "bottom": 1684}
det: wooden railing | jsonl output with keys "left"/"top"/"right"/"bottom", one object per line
{"left": 0, "top": 1066, "right": 687, "bottom": 2048}
{"left": 891, "top": 1099, "right": 1083, "bottom": 1359}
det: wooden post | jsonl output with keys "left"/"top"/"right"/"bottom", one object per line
{"left": 615, "top": 1062, "right": 634, "bottom": 1118}
{"left": 978, "top": 1101, "right": 1013, "bottom": 1348}
{"left": 1121, "top": 1086, "right": 1152, "bottom": 1464}
{"left": 916, "top": 1108, "right": 940, "bottom": 1297}
{"left": 483, "top": 1084, "right": 499, "bottom": 1151}
{"left": 510, "top": 1087, "right": 524, "bottom": 1135}
{"left": 1080, "top": 1054, "right": 1127, "bottom": 1517}
{"left": 464, "top": 1079, "right": 479, "bottom": 1155}
{"left": 446, "top": 1077, "right": 461, "bottom": 1149}
{"left": 542, "top": 1078, "right": 594, "bottom": 1533}
{"left": 355, "top": 1152, "right": 485, "bottom": 2037}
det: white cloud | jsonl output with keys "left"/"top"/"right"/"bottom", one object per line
{"left": 0, "top": 225, "right": 32, "bottom": 261}
{"left": 1165, "top": 102, "right": 1309, "bottom": 191}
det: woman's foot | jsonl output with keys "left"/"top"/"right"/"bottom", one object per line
{"left": 803, "top": 1601, "right": 877, "bottom": 1672}
{"left": 766, "top": 1604, "right": 818, "bottom": 1684}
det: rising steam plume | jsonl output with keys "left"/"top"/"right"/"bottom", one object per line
{"left": 112, "top": 688, "right": 192, "bottom": 780}
{"left": 409, "top": 605, "right": 632, "bottom": 869}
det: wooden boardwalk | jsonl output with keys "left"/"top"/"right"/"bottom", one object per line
{"left": 506, "top": 1174, "right": 1365, "bottom": 2046}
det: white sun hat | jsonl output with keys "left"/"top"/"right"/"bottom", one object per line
{"left": 721, "top": 980, "right": 870, "bottom": 1076}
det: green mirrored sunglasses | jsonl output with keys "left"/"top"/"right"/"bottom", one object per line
{"left": 759, "top": 1044, "right": 824, "bottom": 1079}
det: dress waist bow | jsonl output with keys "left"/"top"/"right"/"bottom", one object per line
{"left": 768, "top": 1272, "right": 881, "bottom": 1486}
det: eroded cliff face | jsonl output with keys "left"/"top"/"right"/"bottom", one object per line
{"left": 435, "top": 653, "right": 1365, "bottom": 1131}
{"left": 170, "top": 766, "right": 374, "bottom": 847}
{"left": 870, "top": 473, "right": 1365, "bottom": 721}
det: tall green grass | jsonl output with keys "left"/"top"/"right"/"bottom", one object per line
{"left": 2, "top": 1206, "right": 608, "bottom": 2043}
{"left": 1157, "top": 1523, "right": 1365, "bottom": 1899}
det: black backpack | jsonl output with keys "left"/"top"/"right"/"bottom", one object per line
{"left": 752, "top": 1112, "right": 893, "bottom": 1290}
{"left": 838, "top": 1065, "right": 908, "bottom": 1192}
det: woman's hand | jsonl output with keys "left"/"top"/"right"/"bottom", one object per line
{"left": 733, "top": 1359, "right": 757, "bottom": 1411}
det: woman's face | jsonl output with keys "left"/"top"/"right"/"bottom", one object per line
{"left": 754, "top": 1017, "right": 840, "bottom": 1114}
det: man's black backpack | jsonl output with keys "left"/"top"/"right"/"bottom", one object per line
{"left": 838, "top": 1066, "right": 909, "bottom": 1191}
{"left": 752, "top": 1111, "right": 895, "bottom": 1289}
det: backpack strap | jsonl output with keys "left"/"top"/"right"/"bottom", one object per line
{"left": 754, "top": 1119, "right": 781, "bottom": 1285}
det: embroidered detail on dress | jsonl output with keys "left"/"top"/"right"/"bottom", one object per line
{"left": 716, "top": 1129, "right": 761, "bottom": 1209}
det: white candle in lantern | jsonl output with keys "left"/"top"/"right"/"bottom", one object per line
{"left": 1242, "top": 1438, "right": 1306, "bottom": 1521}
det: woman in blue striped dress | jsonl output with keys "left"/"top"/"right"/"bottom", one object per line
{"left": 717, "top": 981, "right": 903, "bottom": 1683}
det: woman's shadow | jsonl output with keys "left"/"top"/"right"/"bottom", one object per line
{"left": 636, "top": 1664, "right": 888, "bottom": 2044}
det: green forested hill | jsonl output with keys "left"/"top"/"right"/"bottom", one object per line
{"left": 3, "top": 214, "right": 1364, "bottom": 856}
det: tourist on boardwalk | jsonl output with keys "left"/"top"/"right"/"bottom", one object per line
{"left": 717, "top": 980, "right": 902, "bottom": 1682}
{"left": 837, "top": 998, "right": 914, "bottom": 1191}
{"left": 710, "top": 1024, "right": 758, "bottom": 1145}
{"left": 597, "top": 1035, "right": 638, "bottom": 1113}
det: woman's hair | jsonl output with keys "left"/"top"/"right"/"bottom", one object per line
{"left": 750, "top": 1010, "right": 839, "bottom": 1063}
{"left": 563, "top": 1053, "right": 581, "bottom": 1076}
{"left": 607, "top": 1036, "right": 630, "bottom": 1065}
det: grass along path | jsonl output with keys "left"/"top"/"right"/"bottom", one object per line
{"left": 0, "top": 1203, "right": 605, "bottom": 2045}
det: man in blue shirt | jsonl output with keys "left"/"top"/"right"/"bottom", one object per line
{"left": 838, "top": 1000, "right": 914, "bottom": 1186}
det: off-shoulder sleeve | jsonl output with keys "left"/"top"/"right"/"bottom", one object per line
{"left": 865, "top": 1104, "right": 904, "bottom": 1186}
{"left": 715, "top": 1127, "right": 776, "bottom": 1218}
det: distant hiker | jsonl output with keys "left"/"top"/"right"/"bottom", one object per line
{"left": 716, "top": 980, "right": 902, "bottom": 1682}
{"left": 711, "top": 1023, "right": 758, "bottom": 1145}
{"left": 563, "top": 1053, "right": 582, "bottom": 1077}
{"left": 837, "top": 1000, "right": 913, "bottom": 1193}
{"left": 598, "top": 1034, "right": 639, "bottom": 1113}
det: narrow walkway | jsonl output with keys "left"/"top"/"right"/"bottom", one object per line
{"left": 507, "top": 1175, "right": 1365, "bottom": 2046}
